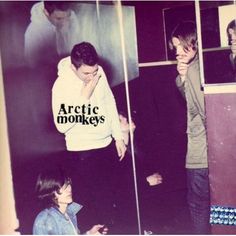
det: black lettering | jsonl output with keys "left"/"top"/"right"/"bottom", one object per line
{"left": 75, "top": 114, "right": 82, "bottom": 123}
{"left": 100, "top": 116, "right": 105, "bottom": 123}
{"left": 81, "top": 104, "right": 86, "bottom": 115}
{"left": 68, "top": 105, "right": 74, "bottom": 114}
{"left": 74, "top": 106, "right": 81, "bottom": 114}
{"left": 93, "top": 106, "right": 99, "bottom": 114}
{"left": 68, "top": 115, "right": 75, "bottom": 123}
{"left": 58, "top": 104, "right": 67, "bottom": 115}
{"left": 82, "top": 115, "right": 89, "bottom": 125}
{"left": 57, "top": 115, "right": 67, "bottom": 124}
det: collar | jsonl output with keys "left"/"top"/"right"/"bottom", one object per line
{"left": 50, "top": 202, "right": 83, "bottom": 217}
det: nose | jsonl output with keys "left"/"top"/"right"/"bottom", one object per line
{"left": 176, "top": 46, "right": 183, "bottom": 57}
{"left": 66, "top": 184, "right": 72, "bottom": 192}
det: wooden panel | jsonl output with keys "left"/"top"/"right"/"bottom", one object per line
{"left": 205, "top": 92, "right": 236, "bottom": 233}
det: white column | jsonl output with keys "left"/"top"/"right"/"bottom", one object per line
{"left": 0, "top": 54, "right": 19, "bottom": 234}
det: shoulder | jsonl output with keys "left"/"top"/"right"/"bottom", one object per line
{"left": 53, "top": 56, "right": 74, "bottom": 88}
{"left": 33, "top": 209, "right": 57, "bottom": 234}
{"left": 97, "top": 65, "right": 108, "bottom": 83}
{"left": 58, "top": 56, "right": 71, "bottom": 71}
{"left": 34, "top": 208, "right": 56, "bottom": 224}
{"left": 187, "top": 58, "right": 200, "bottom": 83}
{"left": 25, "top": 2, "right": 51, "bottom": 37}
{"left": 189, "top": 57, "right": 199, "bottom": 72}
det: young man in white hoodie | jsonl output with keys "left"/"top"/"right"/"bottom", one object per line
{"left": 52, "top": 42, "right": 127, "bottom": 232}
{"left": 24, "top": 1, "right": 78, "bottom": 67}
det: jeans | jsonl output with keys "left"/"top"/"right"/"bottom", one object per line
{"left": 187, "top": 168, "right": 210, "bottom": 234}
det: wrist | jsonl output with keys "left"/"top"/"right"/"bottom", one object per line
{"left": 180, "top": 75, "right": 186, "bottom": 82}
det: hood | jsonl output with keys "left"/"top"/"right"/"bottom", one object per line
{"left": 30, "top": 2, "right": 51, "bottom": 26}
{"left": 57, "top": 56, "right": 77, "bottom": 81}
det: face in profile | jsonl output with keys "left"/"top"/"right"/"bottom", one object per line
{"left": 45, "top": 9, "right": 71, "bottom": 29}
{"left": 172, "top": 37, "right": 197, "bottom": 64}
{"left": 55, "top": 182, "right": 73, "bottom": 205}
{"left": 228, "top": 28, "right": 236, "bottom": 55}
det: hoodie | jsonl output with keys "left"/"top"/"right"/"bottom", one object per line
{"left": 24, "top": 2, "right": 79, "bottom": 65}
{"left": 52, "top": 56, "right": 123, "bottom": 151}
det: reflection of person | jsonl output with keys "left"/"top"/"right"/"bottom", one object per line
{"left": 52, "top": 42, "right": 126, "bottom": 231}
{"left": 33, "top": 169, "right": 108, "bottom": 235}
{"left": 203, "top": 19, "right": 236, "bottom": 84}
{"left": 227, "top": 19, "right": 236, "bottom": 79}
{"left": 24, "top": 1, "right": 79, "bottom": 67}
{"left": 169, "top": 21, "right": 210, "bottom": 234}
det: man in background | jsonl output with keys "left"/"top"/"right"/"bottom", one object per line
{"left": 227, "top": 19, "right": 236, "bottom": 81}
{"left": 169, "top": 21, "right": 210, "bottom": 234}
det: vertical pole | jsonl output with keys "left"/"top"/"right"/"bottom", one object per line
{"left": 115, "top": 1, "right": 142, "bottom": 234}
{"left": 0, "top": 54, "right": 19, "bottom": 234}
{"left": 195, "top": 0, "right": 205, "bottom": 87}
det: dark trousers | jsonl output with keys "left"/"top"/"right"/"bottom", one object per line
{"left": 64, "top": 142, "right": 119, "bottom": 232}
{"left": 187, "top": 168, "right": 210, "bottom": 234}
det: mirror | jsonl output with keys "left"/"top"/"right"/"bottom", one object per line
{"left": 200, "top": 1, "right": 236, "bottom": 84}
{"left": 163, "top": 3, "right": 195, "bottom": 60}
{"left": 0, "top": 1, "right": 140, "bottom": 234}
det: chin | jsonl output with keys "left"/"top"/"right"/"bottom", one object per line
{"left": 68, "top": 198, "right": 73, "bottom": 203}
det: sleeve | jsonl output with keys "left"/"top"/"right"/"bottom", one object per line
{"left": 33, "top": 214, "right": 57, "bottom": 235}
{"left": 24, "top": 24, "right": 45, "bottom": 67}
{"left": 176, "top": 75, "right": 186, "bottom": 99}
{"left": 188, "top": 63, "right": 206, "bottom": 124}
{"left": 99, "top": 68, "right": 123, "bottom": 141}
{"left": 24, "top": 24, "right": 36, "bottom": 65}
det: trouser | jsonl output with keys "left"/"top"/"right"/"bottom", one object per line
{"left": 64, "top": 142, "right": 119, "bottom": 232}
{"left": 187, "top": 168, "right": 210, "bottom": 234}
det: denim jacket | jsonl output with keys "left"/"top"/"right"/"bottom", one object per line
{"left": 33, "top": 202, "right": 82, "bottom": 235}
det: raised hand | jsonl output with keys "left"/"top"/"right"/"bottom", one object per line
{"left": 176, "top": 56, "right": 189, "bottom": 82}
{"left": 81, "top": 74, "right": 101, "bottom": 100}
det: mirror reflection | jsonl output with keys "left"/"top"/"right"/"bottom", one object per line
{"left": 200, "top": 2, "right": 236, "bottom": 84}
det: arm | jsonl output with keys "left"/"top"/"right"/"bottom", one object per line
{"left": 176, "top": 75, "right": 186, "bottom": 99}
{"left": 24, "top": 24, "right": 41, "bottom": 66}
{"left": 99, "top": 68, "right": 126, "bottom": 160}
{"left": 175, "top": 58, "right": 188, "bottom": 99}
{"left": 187, "top": 62, "right": 206, "bottom": 123}
{"left": 33, "top": 214, "right": 57, "bottom": 235}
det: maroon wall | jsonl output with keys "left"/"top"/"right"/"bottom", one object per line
{"left": 205, "top": 92, "right": 236, "bottom": 234}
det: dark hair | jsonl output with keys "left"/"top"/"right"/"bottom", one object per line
{"left": 169, "top": 21, "right": 197, "bottom": 51}
{"left": 71, "top": 42, "right": 98, "bottom": 69}
{"left": 227, "top": 19, "right": 236, "bottom": 45}
{"left": 44, "top": 1, "right": 71, "bottom": 15}
{"left": 35, "top": 168, "right": 71, "bottom": 208}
